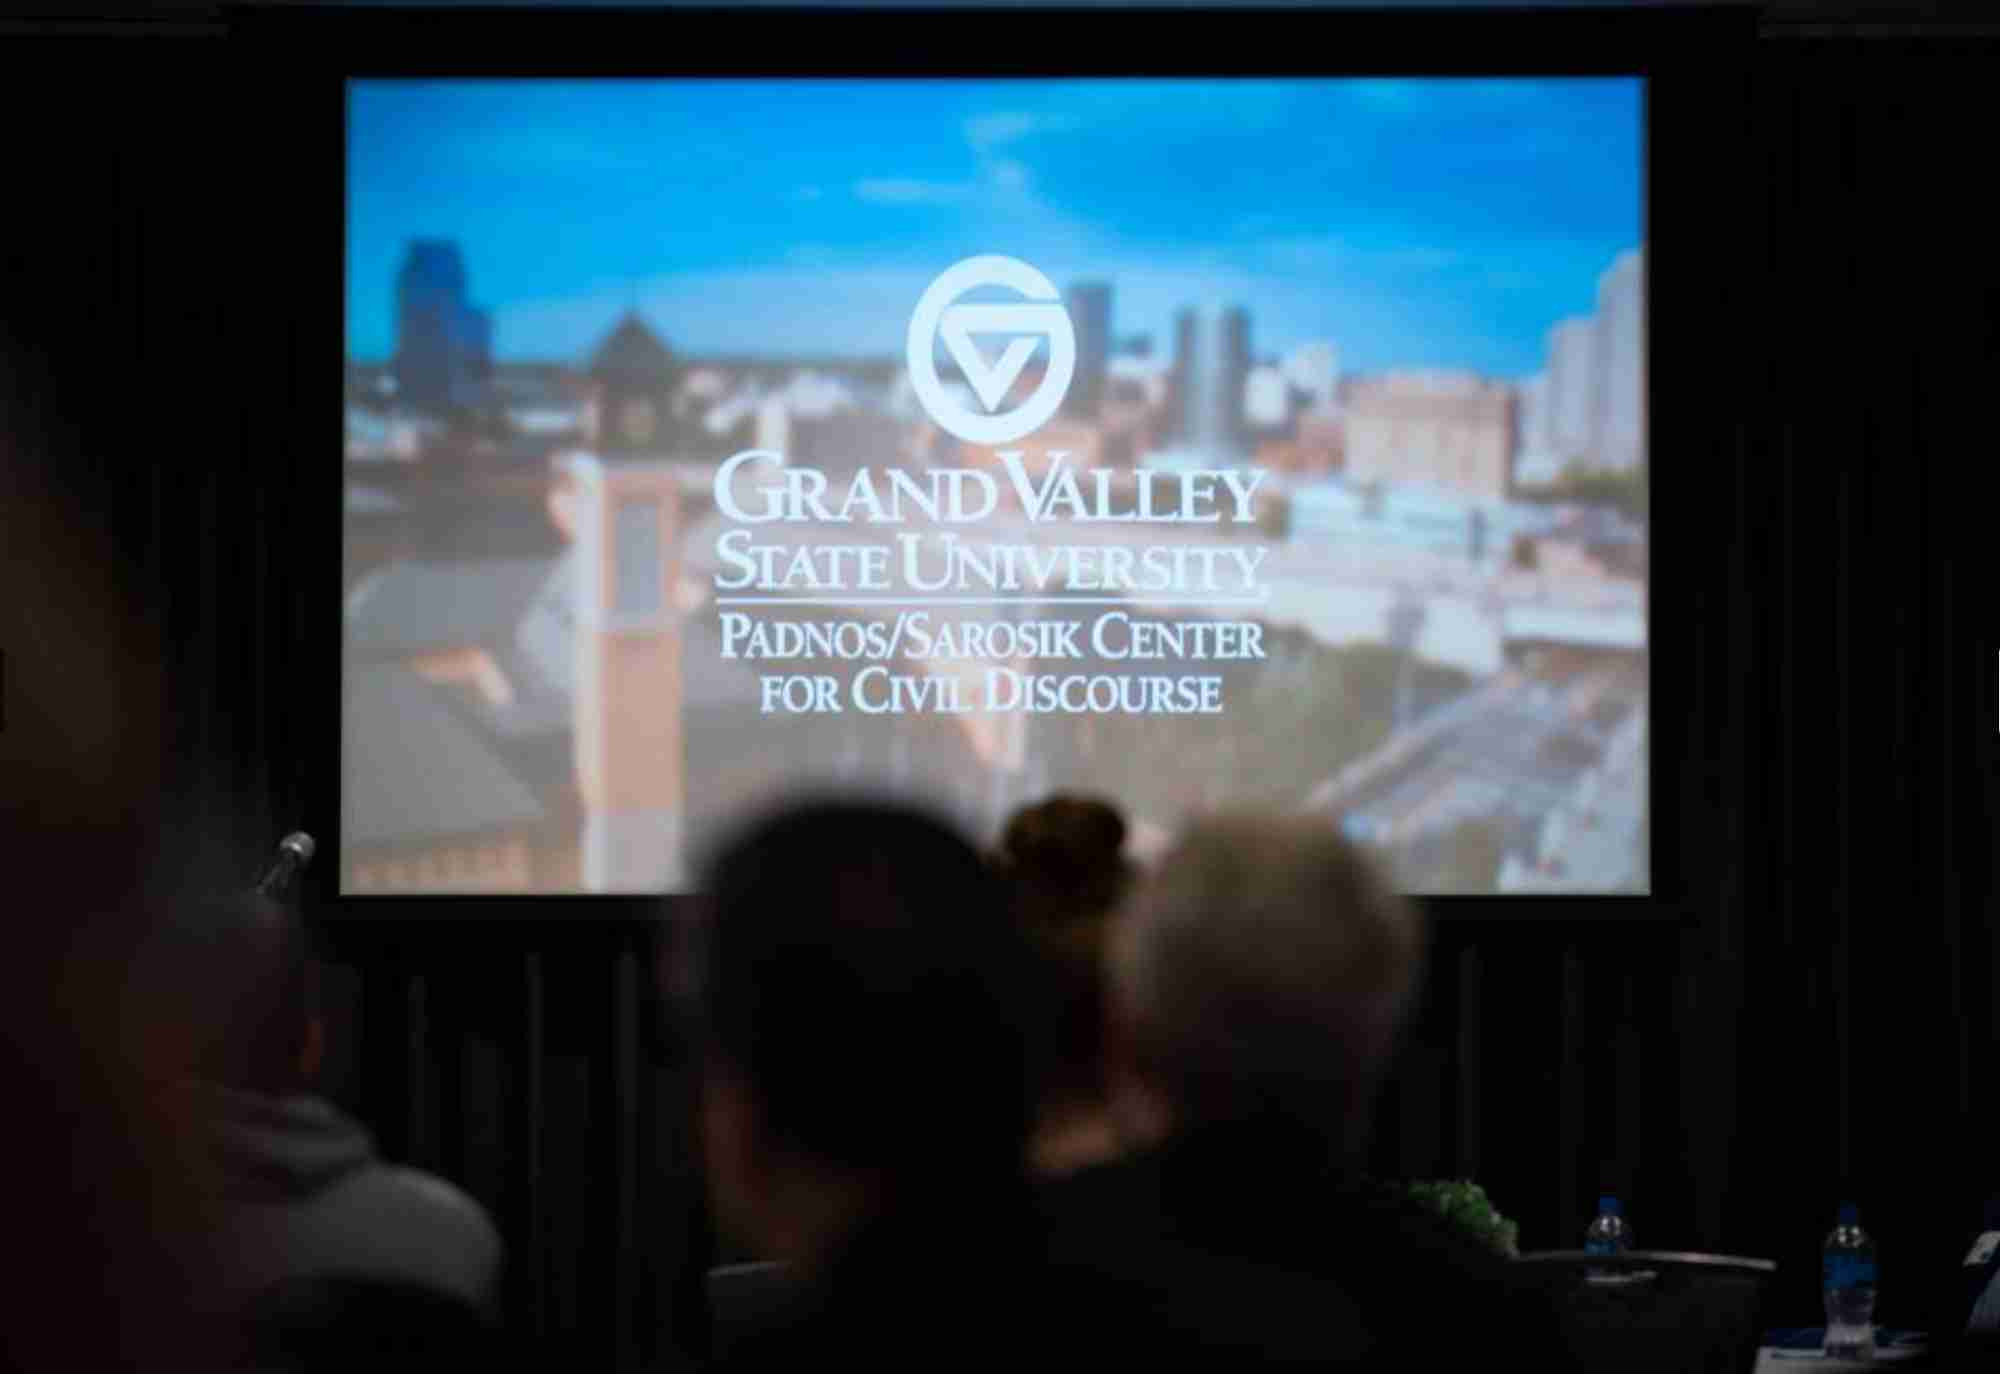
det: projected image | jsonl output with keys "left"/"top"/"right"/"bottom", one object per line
{"left": 343, "top": 78, "right": 1647, "bottom": 896}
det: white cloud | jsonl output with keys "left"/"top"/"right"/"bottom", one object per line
{"left": 446, "top": 130, "right": 654, "bottom": 178}
{"left": 853, "top": 178, "right": 974, "bottom": 207}
{"left": 852, "top": 159, "right": 1030, "bottom": 211}
{"left": 989, "top": 158, "right": 1031, "bottom": 193}
{"left": 1247, "top": 237, "right": 1460, "bottom": 276}
{"left": 846, "top": 157, "right": 1101, "bottom": 261}
{"left": 964, "top": 110, "right": 1079, "bottom": 153}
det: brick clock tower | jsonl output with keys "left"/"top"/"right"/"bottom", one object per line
{"left": 562, "top": 452, "right": 684, "bottom": 892}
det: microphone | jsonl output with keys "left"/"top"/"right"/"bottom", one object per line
{"left": 254, "top": 831, "right": 316, "bottom": 899}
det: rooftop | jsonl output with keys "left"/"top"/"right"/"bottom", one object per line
{"left": 345, "top": 484, "right": 405, "bottom": 516}
{"left": 590, "top": 310, "right": 675, "bottom": 381}
{"left": 343, "top": 664, "right": 546, "bottom": 849}
{"left": 346, "top": 557, "right": 555, "bottom": 660}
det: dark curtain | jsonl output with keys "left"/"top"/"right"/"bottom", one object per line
{"left": 1382, "top": 36, "right": 1999, "bottom": 1333}
{"left": 5, "top": 37, "right": 713, "bottom": 1371}
{"left": 1371, "top": 36, "right": 1999, "bottom": 1334}
{"left": 4, "top": 20, "right": 1997, "bottom": 1368}
{"left": 1714, "top": 37, "right": 1999, "bottom": 1326}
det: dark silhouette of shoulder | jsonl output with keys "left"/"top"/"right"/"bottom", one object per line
{"left": 709, "top": 1191, "right": 1063, "bottom": 1371}
{"left": 204, "top": 1087, "right": 501, "bottom": 1311}
{"left": 1037, "top": 1130, "right": 1575, "bottom": 1368}
{"left": 240, "top": 1274, "right": 506, "bottom": 1372}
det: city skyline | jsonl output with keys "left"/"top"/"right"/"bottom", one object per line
{"left": 348, "top": 77, "right": 1642, "bottom": 378}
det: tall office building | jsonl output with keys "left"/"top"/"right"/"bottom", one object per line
{"left": 393, "top": 240, "right": 492, "bottom": 413}
{"left": 1594, "top": 248, "right": 1645, "bottom": 473}
{"left": 1513, "top": 371, "right": 1563, "bottom": 487}
{"left": 1517, "top": 372, "right": 1553, "bottom": 454}
{"left": 1064, "top": 281, "right": 1112, "bottom": 420}
{"left": 1546, "top": 316, "right": 1600, "bottom": 468}
{"left": 1172, "top": 308, "right": 1195, "bottom": 430}
{"left": 1169, "top": 305, "right": 1252, "bottom": 455}
{"left": 1222, "top": 306, "right": 1252, "bottom": 450}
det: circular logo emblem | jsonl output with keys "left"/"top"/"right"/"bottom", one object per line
{"left": 906, "top": 255, "right": 1076, "bottom": 445}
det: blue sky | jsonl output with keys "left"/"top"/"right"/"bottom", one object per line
{"left": 348, "top": 78, "right": 1641, "bottom": 378}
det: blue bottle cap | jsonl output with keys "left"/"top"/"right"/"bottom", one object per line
{"left": 1838, "top": 1203, "right": 1859, "bottom": 1226}
{"left": 1599, "top": 1196, "right": 1621, "bottom": 1216}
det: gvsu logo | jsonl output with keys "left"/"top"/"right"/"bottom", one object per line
{"left": 906, "top": 255, "right": 1075, "bottom": 445}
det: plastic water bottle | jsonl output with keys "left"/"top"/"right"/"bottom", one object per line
{"left": 1823, "top": 1203, "right": 1878, "bottom": 1360}
{"left": 1584, "top": 1196, "right": 1630, "bottom": 1277}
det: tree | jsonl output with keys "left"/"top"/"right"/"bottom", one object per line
{"left": 1543, "top": 462, "right": 1647, "bottom": 522}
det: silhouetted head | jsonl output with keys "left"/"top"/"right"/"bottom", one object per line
{"left": 692, "top": 796, "right": 1042, "bottom": 1266}
{"left": 1108, "top": 811, "right": 1425, "bottom": 1159}
{"left": 0, "top": 412, "right": 220, "bottom": 1367}
{"left": 996, "top": 794, "right": 1134, "bottom": 1114}
{"left": 1000, "top": 794, "right": 1133, "bottom": 938}
{"left": 183, "top": 891, "right": 325, "bottom": 1098}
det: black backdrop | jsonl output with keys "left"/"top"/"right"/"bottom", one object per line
{"left": 6, "top": 10, "right": 1999, "bottom": 1369}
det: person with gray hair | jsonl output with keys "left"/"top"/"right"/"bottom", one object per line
{"left": 1107, "top": 812, "right": 1424, "bottom": 1163}
{"left": 1040, "top": 811, "right": 1576, "bottom": 1368}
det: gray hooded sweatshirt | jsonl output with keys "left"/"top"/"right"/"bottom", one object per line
{"left": 202, "top": 1085, "right": 502, "bottom": 1312}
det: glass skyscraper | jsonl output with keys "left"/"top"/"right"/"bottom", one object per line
{"left": 393, "top": 240, "right": 492, "bottom": 413}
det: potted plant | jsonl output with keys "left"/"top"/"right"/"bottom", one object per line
{"left": 1399, "top": 1179, "right": 1521, "bottom": 1259}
